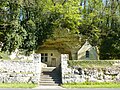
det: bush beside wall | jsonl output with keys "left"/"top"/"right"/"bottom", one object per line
{"left": 68, "top": 60, "right": 119, "bottom": 68}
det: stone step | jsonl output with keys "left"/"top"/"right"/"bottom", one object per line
{"left": 41, "top": 76, "right": 53, "bottom": 79}
{"left": 40, "top": 78, "right": 61, "bottom": 81}
{"left": 41, "top": 72, "right": 59, "bottom": 75}
{"left": 41, "top": 75, "right": 60, "bottom": 78}
{"left": 41, "top": 74, "right": 60, "bottom": 77}
{"left": 42, "top": 71, "right": 60, "bottom": 74}
{"left": 40, "top": 77, "right": 61, "bottom": 81}
{"left": 42, "top": 67, "right": 56, "bottom": 72}
{"left": 40, "top": 67, "right": 61, "bottom": 86}
{"left": 40, "top": 78, "right": 60, "bottom": 81}
{"left": 40, "top": 79, "right": 61, "bottom": 82}
{"left": 39, "top": 83, "right": 59, "bottom": 86}
{"left": 40, "top": 80, "right": 61, "bottom": 83}
{"left": 40, "top": 75, "right": 61, "bottom": 78}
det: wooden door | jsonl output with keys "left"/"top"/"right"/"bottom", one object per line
{"left": 51, "top": 58, "right": 56, "bottom": 67}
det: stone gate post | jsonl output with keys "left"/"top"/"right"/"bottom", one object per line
{"left": 61, "top": 54, "right": 69, "bottom": 83}
{"left": 33, "top": 54, "right": 41, "bottom": 84}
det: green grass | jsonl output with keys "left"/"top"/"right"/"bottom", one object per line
{"left": 0, "top": 52, "right": 10, "bottom": 60}
{"left": 68, "top": 60, "right": 118, "bottom": 68}
{"left": 0, "top": 83, "right": 37, "bottom": 88}
{"left": 62, "top": 82, "right": 120, "bottom": 88}
{"left": 0, "top": 52, "right": 32, "bottom": 61}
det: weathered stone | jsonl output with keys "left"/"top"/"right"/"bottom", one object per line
{"left": 2, "top": 73, "right": 9, "bottom": 77}
{"left": 0, "top": 56, "right": 41, "bottom": 83}
{"left": 27, "top": 74, "right": 34, "bottom": 77}
{"left": 16, "top": 77, "right": 30, "bottom": 83}
{"left": 9, "top": 73, "right": 17, "bottom": 77}
{"left": 89, "top": 76, "right": 98, "bottom": 82}
{"left": 115, "top": 73, "right": 120, "bottom": 81}
{"left": 0, "top": 77, "right": 3, "bottom": 83}
{"left": 79, "top": 77, "right": 86, "bottom": 82}
{"left": 7, "top": 77, "right": 17, "bottom": 83}
{"left": 61, "top": 57, "right": 120, "bottom": 83}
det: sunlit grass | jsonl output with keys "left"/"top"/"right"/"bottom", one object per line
{"left": 0, "top": 83, "right": 37, "bottom": 88}
{"left": 62, "top": 82, "right": 120, "bottom": 88}
{"left": 0, "top": 52, "right": 10, "bottom": 60}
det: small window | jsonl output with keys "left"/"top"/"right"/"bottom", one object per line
{"left": 45, "top": 53, "right": 48, "bottom": 56}
{"left": 41, "top": 57, "right": 44, "bottom": 61}
{"left": 41, "top": 53, "right": 44, "bottom": 56}
{"left": 41, "top": 53, "right": 48, "bottom": 62}
{"left": 86, "top": 51, "right": 89, "bottom": 58}
{"left": 45, "top": 57, "right": 48, "bottom": 62}
{"left": 51, "top": 53, "right": 53, "bottom": 56}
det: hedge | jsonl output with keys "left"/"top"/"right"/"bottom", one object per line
{"left": 68, "top": 60, "right": 120, "bottom": 68}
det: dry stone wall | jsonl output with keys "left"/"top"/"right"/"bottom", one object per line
{"left": 0, "top": 54, "right": 41, "bottom": 83}
{"left": 61, "top": 55, "right": 120, "bottom": 83}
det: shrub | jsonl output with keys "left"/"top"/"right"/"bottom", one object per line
{"left": 68, "top": 60, "right": 117, "bottom": 68}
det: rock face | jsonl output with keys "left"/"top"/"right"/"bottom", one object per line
{"left": 62, "top": 66, "right": 120, "bottom": 83}
{"left": 0, "top": 59, "right": 40, "bottom": 83}
{"left": 61, "top": 55, "right": 120, "bottom": 83}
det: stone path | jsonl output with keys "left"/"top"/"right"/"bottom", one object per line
{"left": 0, "top": 88, "right": 120, "bottom": 90}
{"left": 33, "top": 86, "right": 64, "bottom": 89}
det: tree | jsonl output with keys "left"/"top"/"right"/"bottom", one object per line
{"left": 78, "top": 0, "right": 120, "bottom": 59}
{"left": 99, "top": 0, "right": 120, "bottom": 59}
{"left": 0, "top": 0, "right": 27, "bottom": 53}
{"left": 0, "top": 0, "right": 81, "bottom": 54}
{"left": 0, "top": 0, "right": 9, "bottom": 42}
{"left": 0, "top": 0, "right": 120, "bottom": 59}
{"left": 78, "top": 0, "right": 103, "bottom": 46}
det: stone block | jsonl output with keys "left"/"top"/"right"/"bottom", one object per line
{"left": 0, "top": 77, "right": 3, "bottom": 83}
{"left": 16, "top": 77, "right": 30, "bottom": 83}
{"left": 89, "top": 76, "right": 98, "bottom": 82}
{"left": 9, "top": 73, "right": 17, "bottom": 77}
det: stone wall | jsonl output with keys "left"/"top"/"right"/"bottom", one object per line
{"left": 61, "top": 56, "right": 120, "bottom": 83}
{"left": 61, "top": 54, "right": 69, "bottom": 83}
{"left": 0, "top": 54, "right": 41, "bottom": 83}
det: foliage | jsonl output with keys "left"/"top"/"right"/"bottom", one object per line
{"left": 79, "top": 0, "right": 120, "bottom": 59}
{"left": 0, "top": 52, "right": 10, "bottom": 60}
{"left": 41, "top": 29, "right": 82, "bottom": 55}
{"left": 68, "top": 60, "right": 116, "bottom": 68}
{"left": 0, "top": 0, "right": 27, "bottom": 53}
{"left": 0, "top": 0, "right": 120, "bottom": 59}
{"left": 79, "top": 0, "right": 103, "bottom": 45}
{"left": 98, "top": 0, "right": 120, "bottom": 59}
{"left": 0, "top": 0, "right": 81, "bottom": 55}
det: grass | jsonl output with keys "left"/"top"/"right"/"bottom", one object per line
{"left": 0, "top": 52, "right": 10, "bottom": 60}
{"left": 0, "top": 52, "right": 32, "bottom": 61}
{"left": 68, "top": 60, "right": 118, "bottom": 68}
{"left": 0, "top": 83, "right": 37, "bottom": 88}
{"left": 62, "top": 82, "right": 120, "bottom": 88}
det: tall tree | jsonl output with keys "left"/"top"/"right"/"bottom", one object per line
{"left": 79, "top": 0, "right": 102, "bottom": 45}
{"left": 99, "top": 0, "right": 120, "bottom": 59}
{"left": 0, "top": 0, "right": 27, "bottom": 53}
{"left": 0, "top": 0, "right": 120, "bottom": 59}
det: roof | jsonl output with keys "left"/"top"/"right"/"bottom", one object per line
{"left": 37, "top": 29, "right": 88, "bottom": 54}
{"left": 78, "top": 40, "right": 93, "bottom": 54}
{"left": 37, "top": 35, "right": 83, "bottom": 53}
